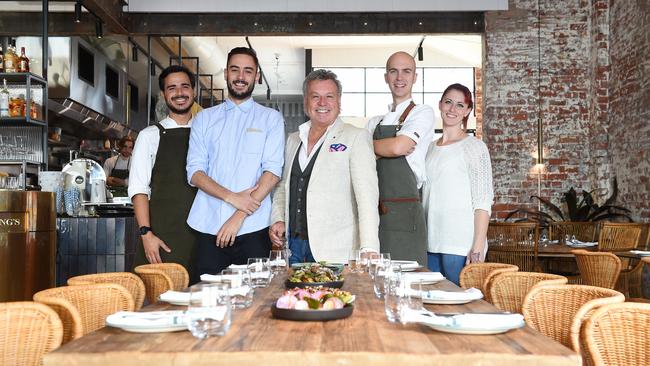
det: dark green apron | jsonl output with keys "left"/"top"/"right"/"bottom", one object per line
{"left": 373, "top": 102, "right": 428, "bottom": 265}
{"left": 108, "top": 157, "right": 129, "bottom": 197}
{"left": 134, "top": 123, "right": 198, "bottom": 279}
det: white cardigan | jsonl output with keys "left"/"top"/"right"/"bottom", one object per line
{"left": 422, "top": 136, "right": 494, "bottom": 257}
{"left": 271, "top": 119, "right": 380, "bottom": 263}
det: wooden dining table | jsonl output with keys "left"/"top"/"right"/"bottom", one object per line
{"left": 43, "top": 271, "right": 581, "bottom": 366}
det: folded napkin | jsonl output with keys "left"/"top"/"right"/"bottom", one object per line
{"left": 201, "top": 271, "right": 270, "bottom": 282}
{"left": 160, "top": 287, "right": 251, "bottom": 304}
{"left": 268, "top": 259, "right": 287, "bottom": 267}
{"left": 539, "top": 239, "right": 559, "bottom": 244}
{"left": 400, "top": 308, "right": 524, "bottom": 329}
{"left": 403, "top": 272, "right": 445, "bottom": 283}
{"left": 391, "top": 260, "right": 421, "bottom": 270}
{"left": 630, "top": 250, "right": 650, "bottom": 256}
{"left": 421, "top": 287, "right": 483, "bottom": 301}
{"left": 107, "top": 311, "right": 186, "bottom": 327}
{"left": 567, "top": 240, "right": 598, "bottom": 247}
{"left": 228, "top": 264, "right": 249, "bottom": 270}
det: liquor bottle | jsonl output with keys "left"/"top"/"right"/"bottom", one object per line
{"left": 0, "top": 47, "right": 4, "bottom": 73}
{"left": 0, "top": 79, "right": 9, "bottom": 117}
{"left": 18, "top": 47, "right": 29, "bottom": 73}
{"left": 3, "top": 41, "right": 18, "bottom": 73}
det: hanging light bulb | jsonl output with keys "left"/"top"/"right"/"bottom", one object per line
{"left": 74, "top": 1, "right": 82, "bottom": 23}
{"left": 95, "top": 18, "right": 103, "bottom": 39}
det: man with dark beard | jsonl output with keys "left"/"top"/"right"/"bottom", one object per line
{"left": 186, "top": 47, "right": 285, "bottom": 275}
{"left": 129, "top": 65, "right": 200, "bottom": 282}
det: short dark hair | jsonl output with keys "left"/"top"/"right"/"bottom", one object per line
{"left": 227, "top": 47, "right": 259, "bottom": 70}
{"left": 158, "top": 65, "right": 195, "bottom": 91}
{"left": 118, "top": 135, "right": 134, "bottom": 148}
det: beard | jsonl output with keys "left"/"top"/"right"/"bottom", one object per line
{"left": 227, "top": 79, "right": 255, "bottom": 100}
{"left": 165, "top": 96, "right": 193, "bottom": 115}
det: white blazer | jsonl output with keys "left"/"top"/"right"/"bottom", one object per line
{"left": 271, "top": 118, "right": 380, "bottom": 263}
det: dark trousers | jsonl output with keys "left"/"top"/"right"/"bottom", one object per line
{"left": 195, "top": 227, "right": 272, "bottom": 278}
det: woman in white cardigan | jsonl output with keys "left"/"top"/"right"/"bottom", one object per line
{"left": 422, "top": 83, "right": 494, "bottom": 285}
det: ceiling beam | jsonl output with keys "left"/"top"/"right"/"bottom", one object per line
{"left": 0, "top": 12, "right": 96, "bottom": 36}
{"left": 81, "top": 0, "right": 129, "bottom": 35}
{"left": 127, "top": 12, "right": 484, "bottom": 36}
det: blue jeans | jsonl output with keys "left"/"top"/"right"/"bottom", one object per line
{"left": 287, "top": 229, "right": 316, "bottom": 265}
{"left": 427, "top": 252, "right": 466, "bottom": 286}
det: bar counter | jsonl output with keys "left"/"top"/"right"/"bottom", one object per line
{"left": 44, "top": 272, "right": 580, "bottom": 366}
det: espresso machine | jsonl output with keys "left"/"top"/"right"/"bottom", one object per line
{"left": 61, "top": 158, "right": 107, "bottom": 216}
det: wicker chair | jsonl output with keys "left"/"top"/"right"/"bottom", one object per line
{"left": 583, "top": 302, "right": 650, "bottom": 366}
{"left": 522, "top": 284, "right": 624, "bottom": 356}
{"left": 134, "top": 263, "right": 189, "bottom": 304}
{"left": 486, "top": 222, "right": 540, "bottom": 272}
{"left": 597, "top": 223, "right": 644, "bottom": 297}
{"left": 0, "top": 302, "right": 63, "bottom": 366}
{"left": 459, "top": 262, "right": 519, "bottom": 301}
{"left": 489, "top": 272, "right": 567, "bottom": 313}
{"left": 33, "top": 284, "right": 134, "bottom": 344}
{"left": 549, "top": 221, "right": 599, "bottom": 243}
{"left": 572, "top": 250, "right": 621, "bottom": 289}
{"left": 68, "top": 272, "right": 146, "bottom": 310}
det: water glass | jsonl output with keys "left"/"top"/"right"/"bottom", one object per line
{"left": 186, "top": 283, "right": 231, "bottom": 339}
{"left": 384, "top": 264, "right": 403, "bottom": 323}
{"left": 220, "top": 268, "right": 253, "bottom": 309}
{"left": 373, "top": 260, "right": 391, "bottom": 299}
{"left": 369, "top": 252, "right": 391, "bottom": 280}
{"left": 268, "top": 249, "right": 288, "bottom": 275}
{"left": 348, "top": 249, "right": 361, "bottom": 273}
{"left": 247, "top": 257, "right": 271, "bottom": 288}
{"left": 398, "top": 279, "right": 423, "bottom": 320}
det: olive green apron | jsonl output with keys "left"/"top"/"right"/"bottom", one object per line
{"left": 373, "top": 102, "right": 428, "bottom": 265}
{"left": 108, "top": 157, "right": 129, "bottom": 197}
{"left": 134, "top": 123, "right": 198, "bottom": 279}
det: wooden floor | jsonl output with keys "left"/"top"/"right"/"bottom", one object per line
{"left": 44, "top": 271, "right": 581, "bottom": 366}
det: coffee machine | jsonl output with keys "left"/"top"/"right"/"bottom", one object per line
{"left": 61, "top": 158, "right": 107, "bottom": 216}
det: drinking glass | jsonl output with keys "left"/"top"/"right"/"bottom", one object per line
{"left": 186, "top": 283, "right": 232, "bottom": 338}
{"left": 348, "top": 249, "right": 361, "bottom": 273}
{"left": 247, "top": 257, "right": 271, "bottom": 288}
{"left": 220, "top": 268, "right": 254, "bottom": 309}
{"left": 384, "top": 264, "right": 403, "bottom": 322}
{"left": 369, "top": 252, "right": 391, "bottom": 280}
{"left": 397, "top": 279, "right": 424, "bottom": 324}
{"left": 373, "top": 260, "right": 391, "bottom": 299}
{"left": 268, "top": 249, "right": 288, "bottom": 275}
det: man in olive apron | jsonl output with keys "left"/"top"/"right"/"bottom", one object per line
{"left": 103, "top": 136, "right": 133, "bottom": 197}
{"left": 366, "top": 52, "right": 435, "bottom": 265}
{"left": 128, "top": 65, "right": 199, "bottom": 283}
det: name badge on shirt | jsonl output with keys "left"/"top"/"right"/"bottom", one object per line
{"left": 246, "top": 128, "right": 262, "bottom": 133}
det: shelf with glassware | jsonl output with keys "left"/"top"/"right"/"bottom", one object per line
{"left": 0, "top": 159, "right": 41, "bottom": 190}
{"left": 0, "top": 72, "right": 47, "bottom": 126}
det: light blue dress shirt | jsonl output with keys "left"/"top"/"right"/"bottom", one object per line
{"left": 186, "top": 98, "right": 285, "bottom": 236}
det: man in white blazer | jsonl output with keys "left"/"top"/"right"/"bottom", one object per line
{"left": 270, "top": 69, "right": 380, "bottom": 264}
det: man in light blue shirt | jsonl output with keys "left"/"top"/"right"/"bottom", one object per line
{"left": 186, "top": 47, "right": 285, "bottom": 275}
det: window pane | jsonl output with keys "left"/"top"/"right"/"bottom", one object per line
{"left": 365, "top": 68, "right": 389, "bottom": 93}
{"left": 340, "top": 93, "right": 365, "bottom": 117}
{"left": 412, "top": 93, "right": 424, "bottom": 105}
{"left": 424, "top": 93, "right": 443, "bottom": 129}
{"left": 413, "top": 68, "right": 424, "bottom": 93}
{"left": 365, "top": 93, "right": 392, "bottom": 117}
{"left": 325, "top": 68, "right": 364, "bottom": 93}
{"left": 423, "top": 68, "right": 474, "bottom": 93}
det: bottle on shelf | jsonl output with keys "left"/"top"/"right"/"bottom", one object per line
{"left": 0, "top": 47, "right": 4, "bottom": 73}
{"left": 0, "top": 79, "right": 9, "bottom": 117}
{"left": 3, "top": 41, "right": 18, "bottom": 73}
{"left": 18, "top": 47, "right": 29, "bottom": 73}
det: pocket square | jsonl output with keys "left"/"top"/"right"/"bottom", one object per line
{"left": 329, "top": 143, "right": 347, "bottom": 152}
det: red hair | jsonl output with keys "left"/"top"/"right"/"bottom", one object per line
{"left": 440, "top": 83, "right": 473, "bottom": 129}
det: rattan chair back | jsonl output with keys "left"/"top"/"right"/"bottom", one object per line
{"left": 522, "top": 284, "right": 624, "bottom": 351}
{"left": 134, "top": 263, "right": 189, "bottom": 304}
{"left": 549, "top": 221, "right": 599, "bottom": 243}
{"left": 68, "top": 272, "right": 146, "bottom": 310}
{"left": 572, "top": 249, "right": 621, "bottom": 289}
{"left": 486, "top": 222, "right": 540, "bottom": 271}
{"left": 490, "top": 272, "right": 568, "bottom": 313}
{"left": 583, "top": 302, "right": 650, "bottom": 366}
{"left": 598, "top": 223, "right": 642, "bottom": 252}
{"left": 0, "top": 301, "right": 63, "bottom": 366}
{"left": 33, "top": 283, "right": 134, "bottom": 344}
{"left": 459, "top": 262, "right": 519, "bottom": 298}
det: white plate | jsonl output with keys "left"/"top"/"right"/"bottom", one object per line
{"left": 404, "top": 273, "right": 445, "bottom": 284}
{"left": 391, "top": 260, "right": 423, "bottom": 272}
{"left": 106, "top": 311, "right": 187, "bottom": 333}
{"left": 422, "top": 320, "right": 525, "bottom": 335}
{"left": 422, "top": 297, "right": 478, "bottom": 305}
{"left": 160, "top": 298, "right": 189, "bottom": 306}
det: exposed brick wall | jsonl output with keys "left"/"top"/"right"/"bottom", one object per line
{"left": 484, "top": 0, "right": 649, "bottom": 222}
{"left": 608, "top": 0, "right": 650, "bottom": 221}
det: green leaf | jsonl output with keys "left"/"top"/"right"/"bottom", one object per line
{"left": 565, "top": 188, "right": 578, "bottom": 220}
{"left": 303, "top": 297, "right": 321, "bottom": 310}
{"left": 531, "top": 195, "right": 564, "bottom": 220}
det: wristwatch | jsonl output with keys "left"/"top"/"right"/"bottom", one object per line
{"left": 139, "top": 226, "right": 153, "bottom": 236}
